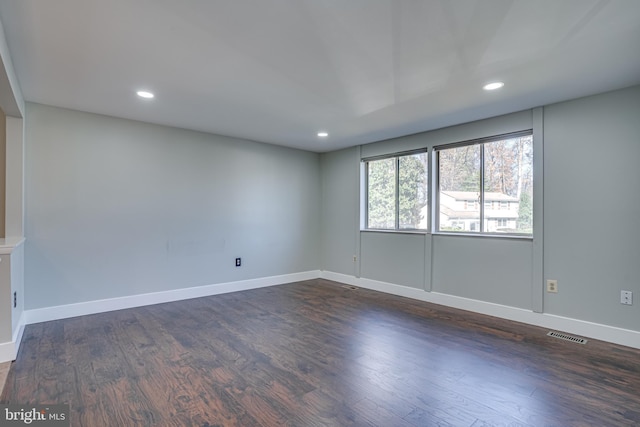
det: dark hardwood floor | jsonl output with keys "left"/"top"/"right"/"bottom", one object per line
{"left": 2, "top": 279, "right": 640, "bottom": 426}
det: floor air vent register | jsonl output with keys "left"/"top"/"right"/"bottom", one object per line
{"left": 547, "top": 331, "right": 588, "bottom": 344}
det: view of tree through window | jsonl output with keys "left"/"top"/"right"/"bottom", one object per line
{"left": 366, "top": 152, "right": 428, "bottom": 230}
{"left": 367, "top": 158, "right": 396, "bottom": 229}
{"left": 437, "top": 133, "right": 533, "bottom": 235}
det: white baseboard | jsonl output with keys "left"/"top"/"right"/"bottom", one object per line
{"left": 8, "top": 269, "right": 638, "bottom": 364}
{"left": 24, "top": 270, "right": 321, "bottom": 326}
{"left": 3, "top": 270, "right": 320, "bottom": 363}
{"left": 0, "top": 313, "right": 26, "bottom": 363}
{"left": 0, "top": 341, "right": 16, "bottom": 363}
{"left": 321, "top": 271, "right": 640, "bottom": 350}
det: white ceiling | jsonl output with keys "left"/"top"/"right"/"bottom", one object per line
{"left": 0, "top": 0, "right": 639, "bottom": 152}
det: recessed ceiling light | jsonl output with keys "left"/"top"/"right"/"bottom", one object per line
{"left": 317, "top": 132, "right": 329, "bottom": 137}
{"left": 136, "top": 90, "right": 155, "bottom": 99}
{"left": 483, "top": 82, "right": 504, "bottom": 91}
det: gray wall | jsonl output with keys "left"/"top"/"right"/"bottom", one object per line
{"left": 321, "top": 85, "right": 640, "bottom": 332}
{"left": 431, "top": 235, "right": 532, "bottom": 309}
{"left": 360, "top": 232, "right": 427, "bottom": 290}
{"left": 23, "top": 85, "right": 640, "bottom": 334}
{"left": 25, "top": 103, "right": 320, "bottom": 309}
{"left": 320, "top": 147, "right": 358, "bottom": 276}
{"left": 544, "top": 86, "right": 640, "bottom": 328}
{"left": 322, "top": 110, "right": 536, "bottom": 307}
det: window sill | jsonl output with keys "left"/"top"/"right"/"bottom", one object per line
{"left": 434, "top": 231, "right": 533, "bottom": 240}
{"left": 359, "top": 229, "right": 533, "bottom": 240}
{"left": 361, "top": 229, "right": 428, "bottom": 236}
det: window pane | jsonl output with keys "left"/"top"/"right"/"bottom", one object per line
{"left": 483, "top": 135, "right": 533, "bottom": 234}
{"left": 438, "top": 145, "right": 480, "bottom": 232}
{"left": 399, "top": 153, "right": 428, "bottom": 229}
{"left": 367, "top": 158, "right": 396, "bottom": 229}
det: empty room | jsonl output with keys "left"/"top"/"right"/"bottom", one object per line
{"left": 0, "top": 1, "right": 639, "bottom": 426}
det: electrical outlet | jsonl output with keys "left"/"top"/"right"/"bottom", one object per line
{"left": 235, "top": 257, "right": 241, "bottom": 267}
{"left": 621, "top": 290, "right": 633, "bottom": 305}
{"left": 547, "top": 279, "right": 558, "bottom": 293}
{"left": 353, "top": 255, "right": 357, "bottom": 263}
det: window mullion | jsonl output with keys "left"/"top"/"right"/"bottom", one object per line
{"left": 395, "top": 157, "right": 400, "bottom": 230}
{"left": 364, "top": 161, "right": 370, "bottom": 229}
{"left": 480, "top": 144, "right": 485, "bottom": 232}
{"left": 433, "top": 150, "right": 439, "bottom": 232}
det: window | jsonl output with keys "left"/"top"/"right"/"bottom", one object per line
{"left": 365, "top": 151, "right": 428, "bottom": 230}
{"left": 436, "top": 131, "right": 533, "bottom": 235}
{"left": 465, "top": 200, "right": 478, "bottom": 210}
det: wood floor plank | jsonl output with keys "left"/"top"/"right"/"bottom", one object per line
{"left": 2, "top": 279, "right": 640, "bottom": 426}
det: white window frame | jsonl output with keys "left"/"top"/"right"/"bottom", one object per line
{"left": 362, "top": 149, "right": 428, "bottom": 232}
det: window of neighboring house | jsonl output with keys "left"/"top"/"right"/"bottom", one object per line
{"left": 364, "top": 150, "right": 428, "bottom": 231}
{"left": 436, "top": 131, "right": 533, "bottom": 235}
{"left": 465, "top": 200, "right": 478, "bottom": 210}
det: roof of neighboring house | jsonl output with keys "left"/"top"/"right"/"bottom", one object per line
{"left": 439, "top": 204, "right": 478, "bottom": 219}
{"left": 441, "top": 191, "right": 519, "bottom": 202}
{"left": 439, "top": 204, "right": 519, "bottom": 220}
